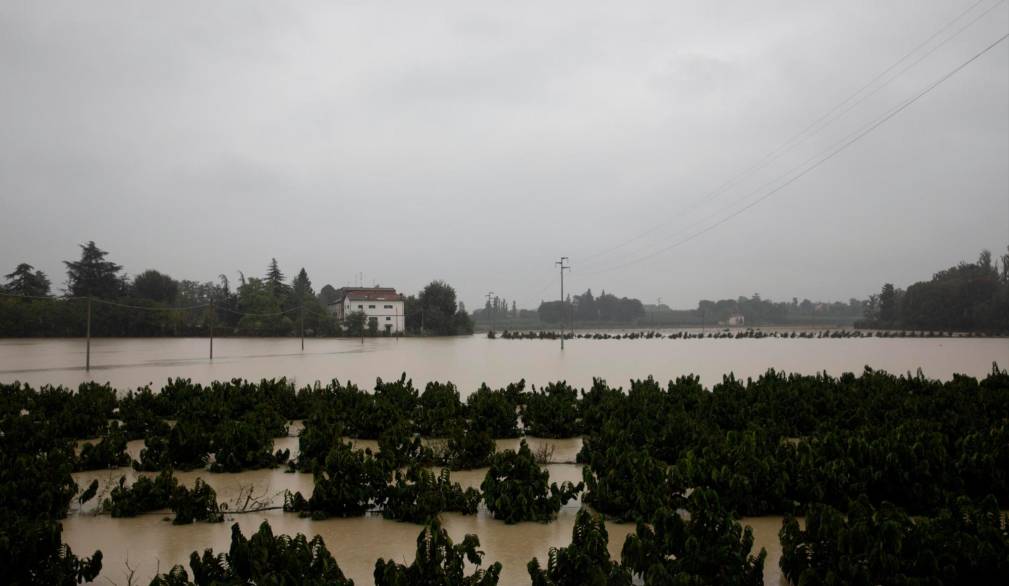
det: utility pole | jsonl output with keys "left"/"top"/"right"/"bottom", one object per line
{"left": 209, "top": 299, "right": 215, "bottom": 360}
{"left": 486, "top": 291, "right": 495, "bottom": 334}
{"left": 300, "top": 305, "right": 305, "bottom": 351}
{"left": 85, "top": 296, "right": 92, "bottom": 371}
{"left": 556, "top": 257, "right": 570, "bottom": 349}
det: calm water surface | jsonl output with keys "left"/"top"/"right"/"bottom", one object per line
{"left": 8, "top": 335, "right": 1006, "bottom": 585}
{"left": 2, "top": 335, "right": 1005, "bottom": 391}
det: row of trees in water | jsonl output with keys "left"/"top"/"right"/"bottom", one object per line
{"left": 0, "top": 241, "right": 473, "bottom": 336}
{"left": 495, "top": 328, "right": 999, "bottom": 340}
{"left": 2, "top": 366, "right": 1007, "bottom": 584}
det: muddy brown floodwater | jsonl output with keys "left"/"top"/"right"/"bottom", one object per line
{"left": 8, "top": 335, "right": 1005, "bottom": 585}
{"left": 1, "top": 334, "right": 1005, "bottom": 391}
{"left": 67, "top": 437, "right": 789, "bottom": 586}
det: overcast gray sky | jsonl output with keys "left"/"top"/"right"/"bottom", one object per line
{"left": 2, "top": 0, "right": 1007, "bottom": 309}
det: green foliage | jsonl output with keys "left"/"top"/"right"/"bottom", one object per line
{"left": 132, "top": 270, "right": 179, "bottom": 303}
{"left": 0, "top": 397, "right": 103, "bottom": 585}
{"left": 78, "top": 479, "right": 99, "bottom": 505}
{"left": 860, "top": 247, "right": 1009, "bottom": 331}
{"left": 290, "top": 441, "right": 389, "bottom": 518}
{"left": 673, "top": 429, "right": 791, "bottom": 516}
{"left": 295, "top": 416, "right": 345, "bottom": 471}
{"left": 481, "top": 440, "right": 582, "bottom": 524}
{"left": 118, "top": 389, "right": 171, "bottom": 440}
{"left": 237, "top": 277, "right": 292, "bottom": 335}
{"left": 377, "top": 419, "right": 430, "bottom": 469}
{"left": 621, "top": 488, "right": 765, "bottom": 586}
{"left": 134, "top": 420, "right": 211, "bottom": 471}
{"left": 151, "top": 521, "right": 353, "bottom": 585}
{"left": 344, "top": 310, "right": 367, "bottom": 337}
{"left": 416, "top": 381, "right": 465, "bottom": 436}
{"left": 581, "top": 430, "right": 673, "bottom": 522}
{"left": 0, "top": 516, "right": 103, "bottom": 586}
{"left": 408, "top": 280, "right": 473, "bottom": 335}
{"left": 76, "top": 424, "right": 131, "bottom": 471}
{"left": 374, "top": 520, "right": 501, "bottom": 585}
{"left": 382, "top": 467, "right": 481, "bottom": 524}
{"left": 528, "top": 508, "right": 631, "bottom": 586}
{"left": 523, "top": 381, "right": 581, "bottom": 438}
{"left": 170, "top": 479, "right": 223, "bottom": 525}
{"left": 3, "top": 262, "right": 51, "bottom": 297}
{"left": 209, "top": 417, "right": 280, "bottom": 472}
{"left": 64, "top": 240, "right": 123, "bottom": 298}
{"left": 104, "top": 471, "right": 222, "bottom": 524}
{"left": 440, "top": 422, "right": 495, "bottom": 470}
{"left": 104, "top": 470, "right": 177, "bottom": 517}
{"left": 466, "top": 383, "right": 521, "bottom": 438}
{"left": 781, "top": 494, "right": 1009, "bottom": 586}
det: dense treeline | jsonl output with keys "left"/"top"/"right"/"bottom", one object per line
{"left": 860, "top": 247, "right": 1009, "bottom": 332}
{"left": 3, "top": 367, "right": 1007, "bottom": 584}
{"left": 0, "top": 241, "right": 473, "bottom": 337}
{"left": 481, "top": 248, "right": 1009, "bottom": 331}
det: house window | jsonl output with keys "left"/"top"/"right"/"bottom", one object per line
{"left": 384, "top": 304, "right": 393, "bottom": 309}
{"left": 358, "top": 304, "right": 364, "bottom": 309}
{"left": 386, "top": 316, "right": 391, "bottom": 321}
{"left": 369, "top": 304, "right": 376, "bottom": 309}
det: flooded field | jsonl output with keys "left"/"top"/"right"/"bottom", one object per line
{"left": 6, "top": 335, "right": 1006, "bottom": 585}
{"left": 1, "top": 334, "right": 1005, "bottom": 392}
{"left": 67, "top": 436, "right": 787, "bottom": 585}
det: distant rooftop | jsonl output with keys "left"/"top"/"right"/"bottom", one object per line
{"left": 334, "top": 287, "right": 404, "bottom": 302}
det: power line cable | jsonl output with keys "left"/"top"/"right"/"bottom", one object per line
{"left": 582, "top": 31, "right": 1009, "bottom": 276}
{"left": 577, "top": 0, "right": 1004, "bottom": 268}
{"left": 0, "top": 290, "right": 83, "bottom": 301}
{"left": 90, "top": 298, "right": 210, "bottom": 311}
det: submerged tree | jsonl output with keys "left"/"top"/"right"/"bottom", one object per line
{"left": 286, "top": 441, "right": 388, "bottom": 518}
{"left": 780, "top": 494, "right": 1009, "bottom": 585}
{"left": 150, "top": 521, "right": 353, "bottom": 585}
{"left": 481, "top": 440, "right": 582, "bottom": 524}
{"left": 621, "top": 488, "right": 765, "bottom": 586}
{"left": 382, "top": 467, "right": 481, "bottom": 524}
{"left": 528, "top": 508, "right": 631, "bottom": 586}
{"left": 374, "top": 520, "right": 501, "bottom": 585}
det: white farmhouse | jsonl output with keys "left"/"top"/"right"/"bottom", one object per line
{"left": 329, "top": 287, "right": 406, "bottom": 334}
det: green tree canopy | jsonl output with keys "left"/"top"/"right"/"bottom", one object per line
{"left": 64, "top": 241, "right": 122, "bottom": 298}
{"left": 264, "top": 258, "right": 290, "bottom": 301}
{"left": 132, "top": 270, "right": 179, "bottom": 303}
{"left": 318, "top": 284, "right": 340, "bottom": 306}
{"left": 291, "top": 268, "right": 315, "bottom": 303}
{"left": 3, "top": 263, "right": 51, "bottom": 297}
{"left": 413, "top": 280, "right": 473, "bottom": 335}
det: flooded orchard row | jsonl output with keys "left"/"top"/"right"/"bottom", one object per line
{"left": 67, "top": 436, "right": 788, "bottom": 586}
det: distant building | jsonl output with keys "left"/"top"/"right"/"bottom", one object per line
{"left": 724, "top": 313, "right": 745, "bottom": 327}
{"left": 328, "top": 287, "right": 406, "bottom": 334}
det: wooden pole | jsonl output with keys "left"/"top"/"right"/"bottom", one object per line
{"left": 209, "top": 300, "right": 215, "bottom": 360}
{"left": 85, "top": 296, "right": 92, "bottom": 371}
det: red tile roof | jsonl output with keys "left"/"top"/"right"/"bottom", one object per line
{"left": 336, "top": 287, "right": 404, "bottom": 302}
